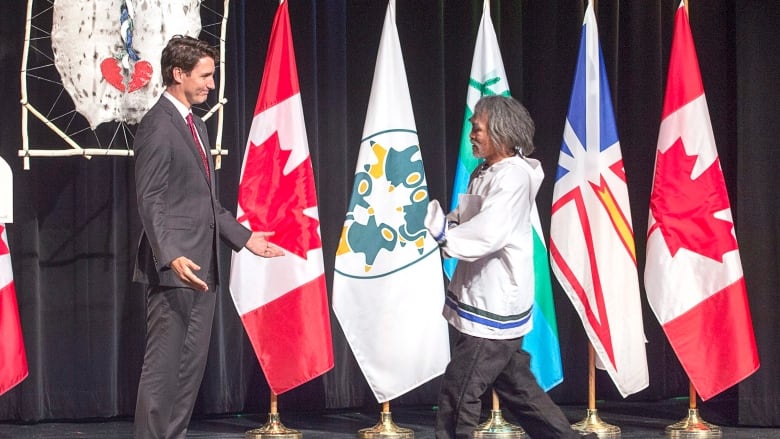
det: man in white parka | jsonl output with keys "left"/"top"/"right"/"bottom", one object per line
{"left": 427, "top": 96, "right": 594, "bottom": 439}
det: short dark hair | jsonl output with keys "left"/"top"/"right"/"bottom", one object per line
{"left": 471, "top": 95, "right": 536, "bottom": 156}
{"left": 160, "top": 35, "right": 219, "bottom": 86}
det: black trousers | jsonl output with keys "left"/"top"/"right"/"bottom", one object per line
{"left": 134, "top": 285, "right": 216, "bottom": 439}
{"left": 435, "top": 331, "right": 581, "bottom": 439}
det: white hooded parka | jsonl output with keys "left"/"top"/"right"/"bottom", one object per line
{"left": 442, "top": 155, "right": 544, "bottom": 340}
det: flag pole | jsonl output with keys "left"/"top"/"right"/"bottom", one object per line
{"left": 664, "top": 382, "right": 722, "bottom": 438}
{"left": 245, "top": 392, "right": 302, "bottom": 439}
{"left": 571, "top": 343, "right": 620, "bottom": 437}
{"left": 472, "top": 389, "right": 526, "bottom": 438}
{"left": 357, "top": 401, "right": 413, "bottom": 439}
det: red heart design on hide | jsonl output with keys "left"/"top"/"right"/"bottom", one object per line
{"left": 101, "top": 57, "right": 126, "bottom": 92}
{"left": 128, "top": 60, "right": 153, "bottom": 92}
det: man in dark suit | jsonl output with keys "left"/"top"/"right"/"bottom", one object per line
{"left": 132, "top": 35, "right": 283, "bottom": 439}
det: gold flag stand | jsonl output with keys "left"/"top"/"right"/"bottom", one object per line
{"left": 245, "top": 393, "right": 302, "bottom": 439}
{"left": 472, "top": 390, "right": 526, "bottom": 438}
{"left": 357, "top": 401, "right": 414, "bottom": 438}
{"left": 571, "top": 344, "right": 621, "bottom": 438}
{"left": 665, "top": 383, "right": 721, "bottom": 438}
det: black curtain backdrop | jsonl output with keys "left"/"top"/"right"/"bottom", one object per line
{"left": 0, "top": 0, "right": 777, "bottom": 427}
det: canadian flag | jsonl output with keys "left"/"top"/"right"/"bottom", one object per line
{"left": 0, "top": 224, "right": 28, "bottom": 396}
{"left": 645, "top": 1, "right": 759, "bottom": 401}
{"left": 229, "top": 0, "right": 333, "bottom": 395}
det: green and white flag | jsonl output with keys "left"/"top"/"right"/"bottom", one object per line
{"left": 446, "top": 0, "right": 562, "bottom": 391}
{"left": 444, "top": 0, "right": 510, "bottom": 279}
{"left": 332, "top": 0, "right": 449, "bottom": 403}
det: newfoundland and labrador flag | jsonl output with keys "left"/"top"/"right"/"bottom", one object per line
{"left": 448, "top": 0, "right": 562, "bottom": 392}
{"left": 550, "top": 3, "right": 649, "bottom": 397}
{"left": 332, "top": 0, "right": 449, "bottom": 403}
{"left": 645, "top": 1, "right": 758, "bottom": 401}
{"left": 230, "top": 0, "right": 333, "bottom": 395}
{"left": 1, "top": 224, "right": 28, "bottom": 396}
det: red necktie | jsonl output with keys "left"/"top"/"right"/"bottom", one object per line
{"left": 186, "top": 113, "right": 210, "bottom": 179}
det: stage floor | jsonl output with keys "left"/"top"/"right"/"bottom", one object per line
{"left": 1, "top": 402, "right": 778, "bottom": 438}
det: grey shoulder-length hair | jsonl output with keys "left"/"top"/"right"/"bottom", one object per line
{"left": 471, "top": 95, "right": 535, "bottom": 156}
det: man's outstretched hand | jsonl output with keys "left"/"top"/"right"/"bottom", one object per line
{"left": 246, "top": 231, "right": 284, "bottom": 258}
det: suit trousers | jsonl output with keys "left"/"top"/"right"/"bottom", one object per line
{"left": 134, "top": 284, "right": 216, "bottom": 439}
{"left": 435, "top": 332, "right": 580, "bottom": 439}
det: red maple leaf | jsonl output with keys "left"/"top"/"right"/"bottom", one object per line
{"left": 238, "top": 131, "right": 321, "bottom": 259}
{"left": 650, "top": 138, "right": 737, "bottom": 262}
{"left": 0, "top": 225, "right": 8, "bottom": 255}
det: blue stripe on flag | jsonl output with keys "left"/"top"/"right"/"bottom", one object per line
{"left": 522, "top": 307, "right": 564, "bottom": 391}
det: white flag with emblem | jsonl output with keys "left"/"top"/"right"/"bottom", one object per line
{"left": 332, "top": 0, "right": 450, "bottom": 403}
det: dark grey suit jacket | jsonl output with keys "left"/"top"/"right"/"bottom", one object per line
{"left": 133, "top": 96, "right": 250, "bottom": 288}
